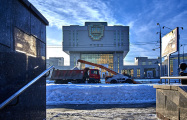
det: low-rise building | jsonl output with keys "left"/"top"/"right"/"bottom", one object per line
{"left": 123, "top": 57, "right": 160, "bottom": 79}
{"left": 47, "top": 57, "right": 64, "bottom": 67}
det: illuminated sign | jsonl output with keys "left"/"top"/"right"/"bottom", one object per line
{"left": 162, "top": 27, "right": 178, "bottom": 57}
{"left": 88, "top": 23, "right": 104, "bottom": 40}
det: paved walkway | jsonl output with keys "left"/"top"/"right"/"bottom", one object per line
{"left": 46, "top": 104, "right": 158, "bottom": 120}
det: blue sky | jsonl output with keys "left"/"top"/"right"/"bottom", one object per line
{"left": 29, "top": 0, "right": 187, "bottom": 65}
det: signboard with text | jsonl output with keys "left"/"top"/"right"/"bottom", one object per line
{"left": 162, "top": 27, "right": 179, "bottom": 57}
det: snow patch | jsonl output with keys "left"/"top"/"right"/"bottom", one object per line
{"left": 47, "top": 84, "right": 156, "bottom": 105}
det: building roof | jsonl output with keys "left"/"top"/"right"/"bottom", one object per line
{"left": 20, "top": 0, "right": 49, "bottom": 25}
{"left": 85, "top": 22, "right": 108, "bottom": 26}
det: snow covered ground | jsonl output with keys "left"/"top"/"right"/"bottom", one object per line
{"left": 46, "top": 84, "right": 156, "bottom": 105}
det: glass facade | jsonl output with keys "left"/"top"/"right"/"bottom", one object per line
{"left": 81, "top": 54, "right": 113, "bottom": 75}
{"left": 170, "top": 56, "right": 187, "bottom": 75}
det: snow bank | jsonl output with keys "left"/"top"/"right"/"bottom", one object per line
{"left": 46, "top": 84, "right": 156, "bottom": 105}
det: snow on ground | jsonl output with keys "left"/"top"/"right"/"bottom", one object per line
{"left": 46, "top": 84, "right": 156, "bottom": 105}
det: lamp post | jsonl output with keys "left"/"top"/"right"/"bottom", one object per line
{"left": 157, "top": 23, "right": 162, "bottom": 83}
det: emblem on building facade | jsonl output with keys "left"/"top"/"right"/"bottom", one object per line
{"left": 88, "top": 23, "right": 104, "bottom": 40}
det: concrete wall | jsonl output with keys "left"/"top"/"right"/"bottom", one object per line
{"left": 154, "top": 85, "right": 187, "bottom": 120}
{"left": 0, "top": 0, "right": 48, "bottom": 119}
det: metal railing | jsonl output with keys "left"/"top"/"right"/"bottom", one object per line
{"left": 161, "top": 76, "right": 187, "bottom": 84}
{"left": 0, "top": 65, "right": 54, "bottom": 110}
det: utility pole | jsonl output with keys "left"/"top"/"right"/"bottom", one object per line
{"left": 157, "top": 23, "right": 162, "bottom": 83}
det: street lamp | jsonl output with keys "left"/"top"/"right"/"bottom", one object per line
{"left": 157, "top": 23, "right": 162, "bottom": 83}
{"left": 163, "top": 26, "right": 173, "bottom": 31}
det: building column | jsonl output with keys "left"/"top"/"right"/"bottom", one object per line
{"left": 70, "top": 52, "right": 81, "bottom": 69}
{"left": 113, "top": 52, "right": 117, "bottom": 73}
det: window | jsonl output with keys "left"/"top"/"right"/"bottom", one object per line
{"left": 124, "top": 70, "right": 127, "bottom": 74}
{"left": 114, "top": 31, "right": 116, "bottom": 41}
{"left": 74, "top": 56, "right": 76, "bottom": 67}
{"left": 118, "top": 31, "right": 120, "bottom": 41}
{"left": 130, "top": 69, "right": 134, "bottom": 77}
{"left": 170, "top": 59, "right": 173, "bottom": 75}
{"left": 148, "top": 62, "right": 152, "bottom": 65}
{"left": 142, "top": 62, "right": 146, "bottom": 65}
{"left": 118, "top": 56, "right": 119, "bottom": 73}
{"left": 69, "top": 31, "right": 71, "bottom": 40}
{"left": 137, "top": 69, "right": 140, "bottom": 77}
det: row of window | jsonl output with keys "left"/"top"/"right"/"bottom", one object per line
{"left": 114, "top": 42, "right": 124, "bottom": 46}
{"left": 67, "top": 42, "right": 125, "bottom": 47}
{"left": 114, "top": 31, "right": 125, "bottom": 42}
{"left": 69, "top": 42, "right": 78, "bottom": 46}
{"left": 69, "top": 31, "right": 78, "bottom": 42}
{"left": 89, "top": 44, "right": 103, "bottom": 47}
{"left": 123, "top": 68, "right": 157, "bottom": 78}
{"left": 123, "top": 69, "right": 140, "bottom": 77}
{"left": 141, "top": 61, "right": 154, "bottom": 65}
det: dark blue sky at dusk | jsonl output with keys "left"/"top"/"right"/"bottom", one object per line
{"left": 29, "top": 0, "right": 187, "bottom": 65}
